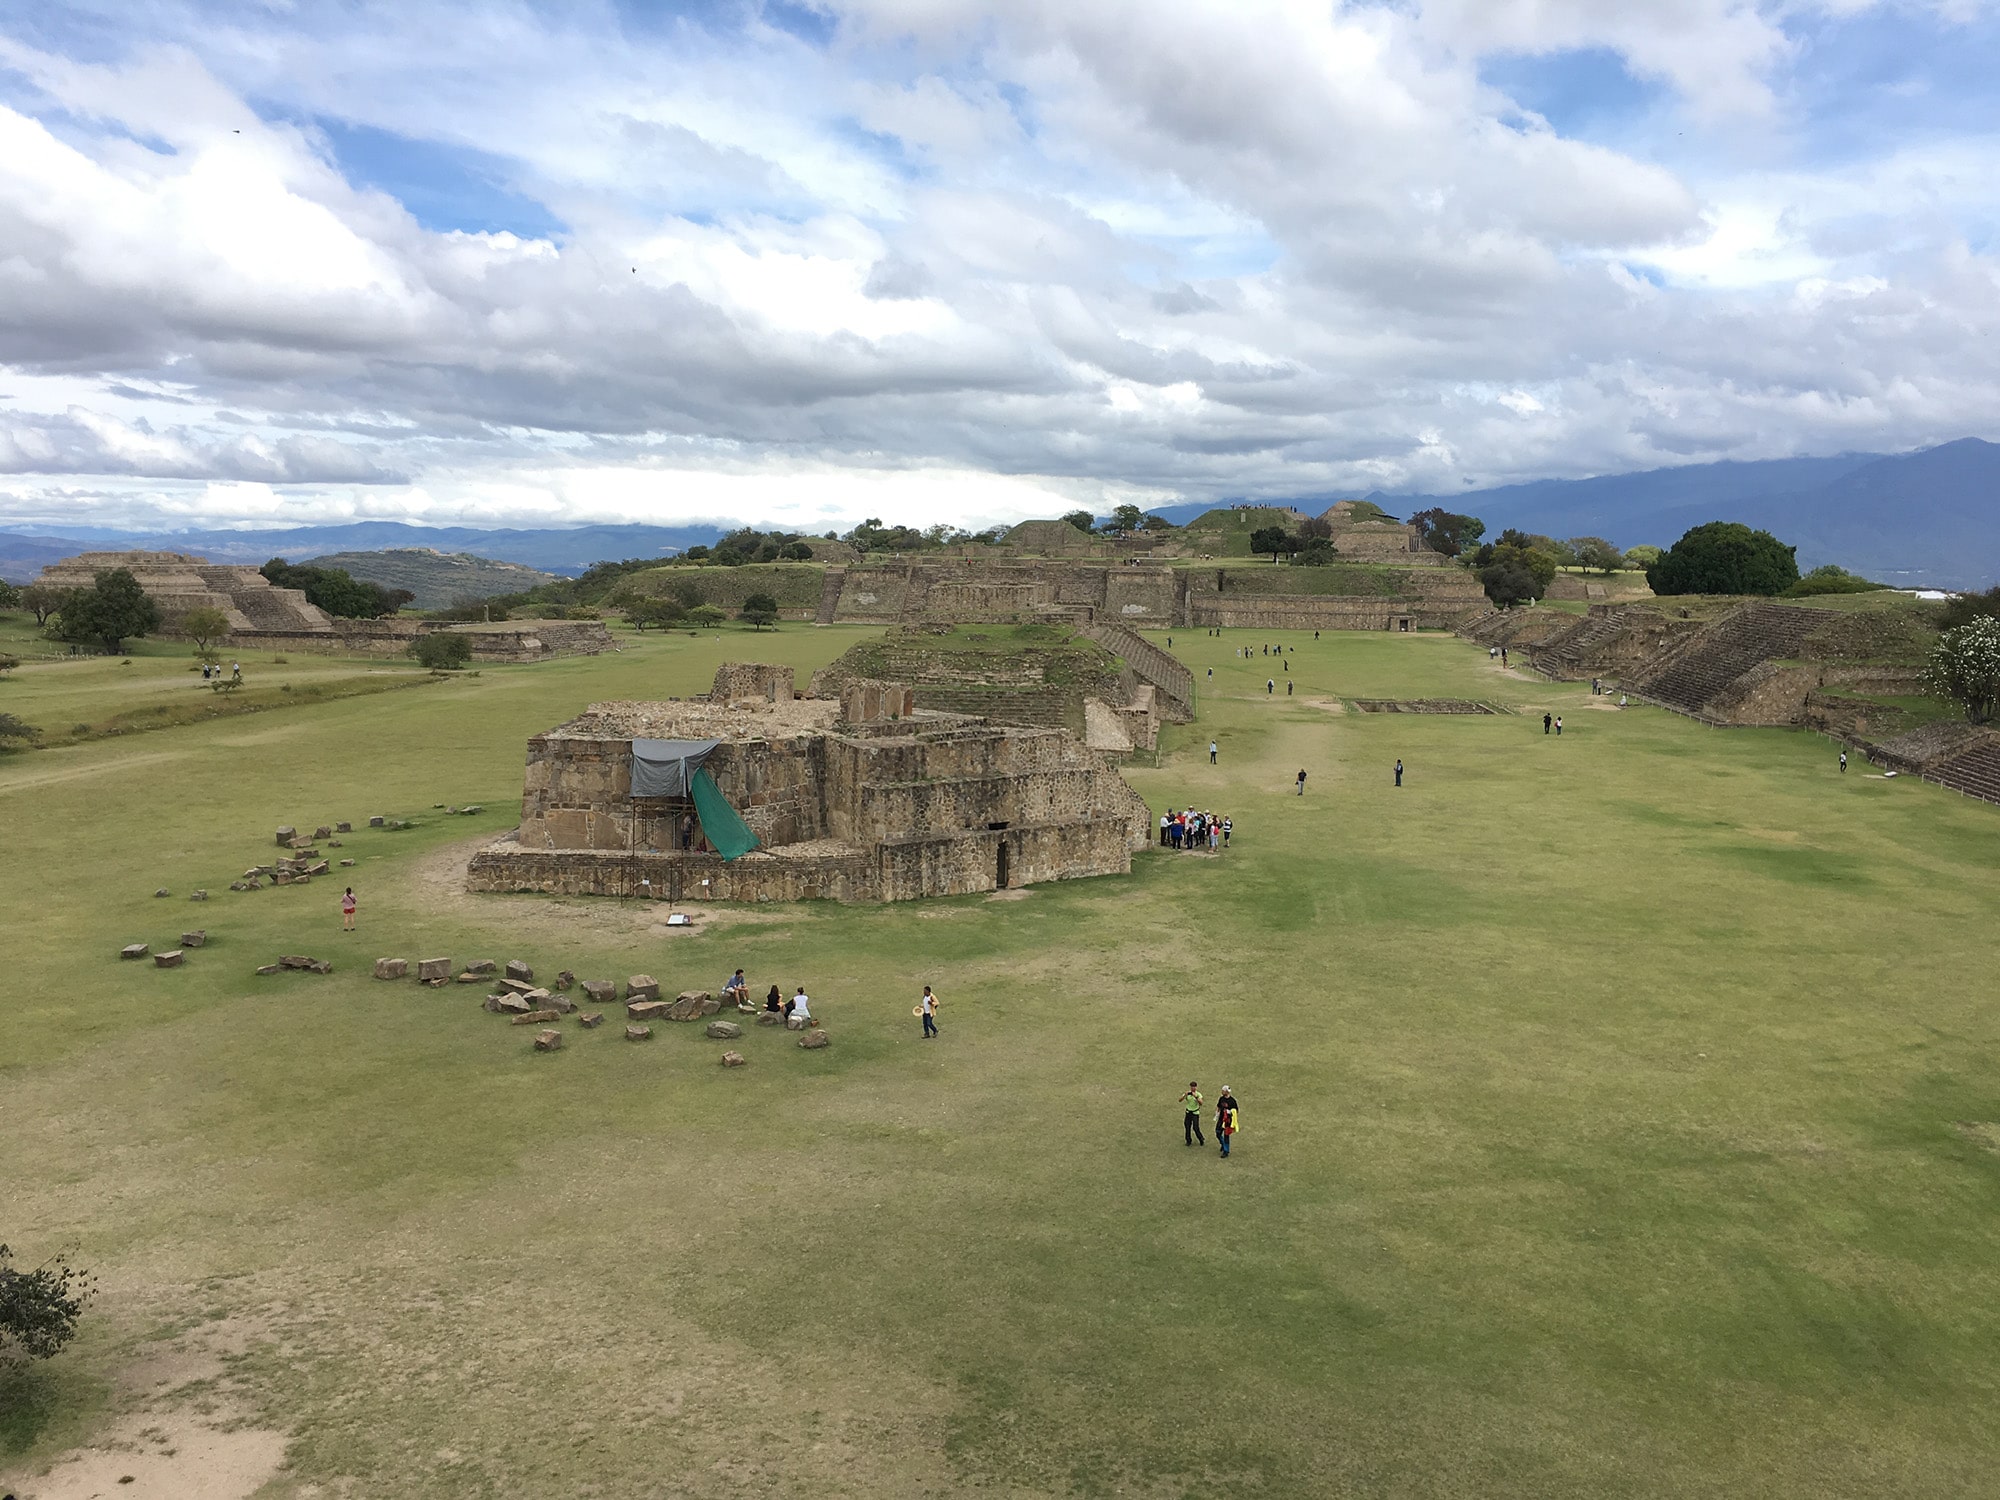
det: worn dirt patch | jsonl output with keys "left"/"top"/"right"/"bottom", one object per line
{"left": 1955, "top": 1121, "right": 2000, "bottom": 1153}
{"left": 1301, "top": 696, "right": 1345, "bottom": 714}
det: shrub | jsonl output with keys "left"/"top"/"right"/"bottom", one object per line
{"left": 1937, "top": 585, "right": 2000, "bottom": 632}
{"left": 1648, "top": 522, "right": 1799, "bottom": 596}
{"left": 0, "top": 1244, "right": 94, "bottom": 1361}
{"left": 0, "top": 712, "right": 39, "bottom": 749}
{"left": 410, "top": 632, "right": 474, "bottom": 671}
{"left": 1785, "top": 565, "right": 1886, "bottom": 597}
{"left": 1925, "top": 617, "right": 2000, "bottom": 724}
{"left": 0, "top": 653, "right": 18, "bottom": 677}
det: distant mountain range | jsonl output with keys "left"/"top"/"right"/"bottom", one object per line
{"left": 3, "top": 438, "right": 1996, "bottom": 587}
{"left": 303, "top": 550, "right": 558, "bottom": 610}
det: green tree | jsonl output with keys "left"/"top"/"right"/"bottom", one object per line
{"left": 0, "top": 580, "right": 19, "bottom": 611}
{"left": 1785, "top": 564, "right": 1885, "bottom": 597}
{"left": 260, "top": 559, "right": 409, "bottom": 618}
{"left": 0, "top": 711, "right": 37, "bottom": 747}
{"left": 1298, "top": 538, "right": 1339, "bottom": 567}
{"left": 1108, "top": 503, "right": 1146, "bottom": 533}
{"left": 780, "top": 541, "right": 815, "bottom": 561}
{"left": 1925, "top": 617, "right": 2000, "bottom": 724}
{"left": 179, "top": 605, "right": 232, "bottom": 660}
{"left": 56, "top": 568, "right": 161, "bottom": 653}
{"left": 1647, "top": 522, "right": 1799, "bottom": 596}
{"left": 409, "top": 632, "right": 474, "bottom": 671}
{"left": 685, "top": 604, "right": 727, "bottom": 628}
{"left": 1298, "top": 516, "right": 1334, "bottom": 542}
{"left": 1567, "top": 537, "right": 1624, "bottom": 574}
{"left": 625, "top": 597, "right": 687, "bottom": 631}
{"left": 1622, "top": 544, "right": 1663, "bottom": 570}
{"left": 20, "top": 584, "right": 63, "bottom": 627}
{"left": 1250, "top": 526, "right": 1294, "bottom": 562}
{"left": 1060, "top": 510, "right": 1097, "bottom": 533}
{"left": 1408, "top": 508, "right": 1485, "bottom": 557}
{"left": 740, "top": 592, "right": 780, "bottom": 630}
{"left": 1937, "top": 585, "right": 2000, "bottom": 631}
{"left": 1479, "top": 542, "right": 1559, "bottom": 606}
{"left": 0, "top": 1243, "right": 93, "bottom": 1359}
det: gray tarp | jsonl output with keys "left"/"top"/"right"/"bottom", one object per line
{"left": 630, "top": 738, "right": 721, "bottom": 799}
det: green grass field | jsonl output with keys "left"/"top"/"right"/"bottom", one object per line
{"left": 5, "top": 618, "right": 2000, "bottom": 1497}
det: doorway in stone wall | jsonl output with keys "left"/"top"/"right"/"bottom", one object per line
{"left": 989, "top": 822, "right": 1011, "bottom": 888}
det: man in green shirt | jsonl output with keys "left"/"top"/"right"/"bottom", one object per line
{"left": 1181, "top": 1082, "right": 1206, "bottom": 1147}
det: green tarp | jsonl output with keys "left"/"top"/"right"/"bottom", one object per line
{"left": 690, "top": 767, "right": 760, "bottom": 862}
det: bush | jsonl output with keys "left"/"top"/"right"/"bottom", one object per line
{"left": 0, "top": 712, "right": 39, "bottom": 749}
{"left": 1925, "top": 617, "right": 2000, "bottom": 724}
{"left": 409, "top": 632, "right": 474, "bottom": 671}
{"left": 0, "top": 1244, "right": 94, "bottom": 1361}
{"left": 260, "top": 559, "right": 412, "bottom": 619}
{"left": 1938, "top": 585, "right": 2000, "bottom": 632}
{"left": 1785, "top": 565, "right": 1886, "bottom": 597}
{"left": 0, "top": 653, "right": 18, "bottom": 677}
{"left": 625, "top": 597, "right": 687, "bottom": 632}
{"left": 1648, "top": 522, "right": 1799, "bottom": 596}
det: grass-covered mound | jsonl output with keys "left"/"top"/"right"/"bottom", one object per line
{"left": 617, "top": 561, "right": 827, "bottom": 612}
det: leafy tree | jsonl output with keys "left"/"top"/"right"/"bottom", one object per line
{"left": 0, "top": 1244, "right": 94, "bottom": 1360}
{"left": 1622, "top": 544, "right": 1664, "bottom": 570}
{"left": 1408, "top": 508, "right": 1485, "bottom": 557}
{"left": 625, "top": 598, "right": 686, "bottom": 631}
{"left": 0, "top": 580, "right": 18, "bottom": 610}
{"left": 0, "top": 653, "right": 17, "bottom": 677}
{"left": 780, "top": 541, "right": 815, "bottom": 561}
{"left": 179, "top": 605, "right": 232, "bottom": 660}
{"left": 1107, "top": 503, "right": 1146, "bottom": 533}
{"left": 56, "top": 568, "right": 160, "bottom": 653}
{"left": 260, "top": 560, "right": 409, "bottom": 618}
{"left": 682, "top": 544, "right": 712, "bottom": 561}
{"left": 1297, "top": 539, "right": 1339, "bottom": 567}
{"left": 1250, "top": 526, "right": 1294, "bottom": 562}
{"left": 1925, "top": 617, "right": 2000, "bottom": 724}
{"left": 1785, "top": 564, "right": 1886, "bottom": 597}
{"left": 1297, "top": 516, "right": 1334, "bottom": 542}
{"left": 1479, "top": 542, "right": 1559, "bottom": 606}
{"left": 409, "top": 632, "right": 474, "bottom": 671}
{"left": 1138, "top": 514, "right": 1177, "bottom": 532}
{"left": 740, "top": 592, "right": 780, "bottom": 630}
{"left": 1647, "top": 523, "right": 1799, "bottom": 596}
{"left": 1567, "top": 536, "right": 1624, "bottom": 574}
{"left": 1937, "top": 585, "right": 2000, "bottom": 632}
{"left": 1060, "top": 510, "right": 1097, "bottom": 533}
{"left": 0, "top": 711, "right": 37, "bottom": 748}
{"left": 710, "top": 547, "right": 747, "bottom": 567}
{"left": 20, "top": 584, "right": 63, "bottom": 627}
{"left": 685, "top": 604, "right": 727, "bottom": 628}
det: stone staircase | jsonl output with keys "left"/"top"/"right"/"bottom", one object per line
{"left": 1928, "top": 736, "right": 2000, "bottom": 806}
{"left": 1078, "top": 621, "right": 1194, "bottom": 721}
{"left": 1628, "top": 603, "right": 1823, "bottom": 721}
{"left": 1528, "top": 605, "right": 1643, "bottom": 680}
{"left": 815, "top": 566, "right": 847, "bottom": 626}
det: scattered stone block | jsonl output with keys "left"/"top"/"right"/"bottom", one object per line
{"left": 275, "top": 872, "right": 295, "bottom": 885}
{"left": 705, "top": 1020, "right": 743, "bottom": 1040}
{"left": 497, "top": 995, "right": 532, "bottom": 1015}
{"left": 423, "top": 976, "right": 446, "bottom": 987}
{"left": 555, "top": 970, "right": 575, "bottom": 991}
{"left": 276, "top": 826, "right": 296, "bottom": 846}
{"left": 279, "top": 954, "right": 331, "bottom": 973}
{"left": 154, "top": 950, "right": 184, "bottom": 968}
{"left": 373, "top": 958, "right": 409, "bottom": 980}
{"left": 339, "top": 859, "right": 355, "bottom": 868}
{"left": 121, "top": 943, "right": 149, "bottom": 960}
{"left": 455, "top": 971, "right": 485, "bottom": 984}
{"left": 294, "top": 874, "right": 312, "bottom": 886}
{"left": 578, "top": 1012, "right": 605, "bottom": 1028}
{"left": 786, "top": 1015, "right": 806, "bottom": 1030}
{"left": 463, "top": 959, "right": 497, "bottom": 976}
{"left": 255, "top": 963, "right": 281, "bottom": 975}
{"left": 482, "top": 994, "right": 504, "bottom": 1013}
{"left": 305, "top": 861, "right": 330, "bottom": 877}
{"left": 720, "top": 1050, "right": 747, "bottom": 1067}
{"left": 326, "top": 840, "right": 342, "bottom": 848}
{"left": 518, "top": 987, "right": 552, "bottom": 1006}
{"left": 627, "top": 999, "right": 670, "bottom": 1020}
{"left": 462, "top": 805, "right": 483, "bottom": 815}
{"left": 228, "top": 882, "right": 248, "bottom": 892}
{"left": 188, "top": 889, "right": 208, "bottom": 902}
{"left": 497, "top": 978, "right": 539, "bottom": 997}
{"left": 368, "top": 815, "right": 385, "bottom": 827}
{"left": 548, "top": 993, "right": 577, "bottom": 1015}
{"left": 512, "top": 1009, "right": 561, "bottom": 1025}
{"left": 665, "top": 990, "right": 719, "bottom": 1022}
{"left": 798, "top": 1028, "right": 831, "bottom": 1049}
{"left": 625, "top": 1024, "right": 652, "bottom": 1041}
{"left": 533, "top": 1028, "right": 563, "bottom": 1052}
{"left": 755, "top": 1012, "right": 784, "bottom": 1027}
{"left": 582, "top": 979, "right": 615, "bottom": 1005}
{"left": 417, "top": 957, "right": 451, "bottom": 982}
{"left": 245, "top": 879, "right": 263, "bottom": 890}
{"left": 626, "top": 974, "right": 659, "bottom": 1002}
{"left": 180, "top": 930, "right": 206, "bottom": 948}
{"left": 314, "top": 825, "right": 333, "bottom": 839}
{"left": 335, "top": 821, "right": 351, "bottom": 833}
{"left": 504, "top": 959, "right": 534, "bottom": 982}
{"left": 154, "top": 888, "right": 170, "bottom": 898}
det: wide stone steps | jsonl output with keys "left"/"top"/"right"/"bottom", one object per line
{"left": 1630, "top": 603, "right": 1820, "bottom": 718}
{"left": 1928, "top": 740, "right": 2000, "bottom": 806}
{"left": 814, "top": 566, "right": 847, "bottom": 626}
{"left": 1529, "top": 608, "right": 1635, "bottom": 679}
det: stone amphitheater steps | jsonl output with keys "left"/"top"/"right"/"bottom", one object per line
{"left": 1928, "top": 739, "right": 2000, "bottom": 806}
{"left": 1629, "top": 603, "right": 1823, "bottom": 719}
{"left": 814, "top": 566, "right": 846, "bottom": 626}
{"left": 1528, "top": 607, "right": 1636, "bottom": 680}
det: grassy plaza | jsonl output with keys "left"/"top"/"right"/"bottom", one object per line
{"left": 5, "top": 621, "right": 2000, "bottom": 1497}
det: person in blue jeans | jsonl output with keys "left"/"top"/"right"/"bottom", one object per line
{"left": 1215, "top": 1087, "right": 1239, "bottom": 1157}
{"left": 920, "top": 986, "right": 939, "bottom": 1038}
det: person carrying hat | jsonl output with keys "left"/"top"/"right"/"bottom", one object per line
{"left": 920, "top": 985, "right": 939, "bottom": 1039}
{"left": 1215, "top": 1086, "right": 1240, "bottom": 1158}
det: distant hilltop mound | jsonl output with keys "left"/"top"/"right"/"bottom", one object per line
{"left": 303, "top": 549, "right": 556, "bottom": 609}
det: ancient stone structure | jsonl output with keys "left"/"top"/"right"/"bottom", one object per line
{"left": 468, "top": 663, "right": 1153, "bottom": 903}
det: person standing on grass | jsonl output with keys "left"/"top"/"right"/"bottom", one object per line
{"left": 1222, "top": 816, "right": 1232, "bottom": 848}
{"left": 1555, "top": 715, "right": 1563, "bottom": 736}
{"left": 1840, "top": 750, "right": 1848, "bottom": 773}
{"left": 341, "top": 886, "right": 356, "bottom": 932}
{"left": 1215, "top": 1087, "right": 1239, "bottom": 1157}
{"left": 1395, "top": 759, "right": 1403, "bottom": 787}
{"left": 1296, "top": 768, "right": 1307, "bottom": 796}
{"left": 1160, "top": 811, "right": 1171, "bottom": 846}
{"left": 1286, "top": 680, "right": 1293, "bottom": 696}
{"left": 1210, "top": 740, "right": 1218, "bottom": 764}
{"left": 1267, "top": 678, "right": 1275, "bottom": 694}
{"left": 1181, "top": 1083, "right": 1206, "bottom": 1146}
{"left": 921, "top": 985, "right": 939, "bottom": 1039}
{"left": 1543, "top": 712, "right": 1552, "bottom": 735}
{"left": 1502, "top": 646, "right": 1509, "bottom": 667}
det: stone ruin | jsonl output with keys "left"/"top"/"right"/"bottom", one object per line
{"left": 467, "top": 662, "right": 1154, "bottom": 902}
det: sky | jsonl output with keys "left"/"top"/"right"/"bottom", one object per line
{"left": 0, "top": 0, "right": 1996, "bottom": 535}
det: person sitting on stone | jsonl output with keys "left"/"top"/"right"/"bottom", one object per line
{"left": 765, "top": 984, "right": 784, "bottom": 1014}
{"left": 789, "top": 986, "right": 812, "bottom": 1026}
{"left": 723, "top": 968, "right": 748, "bottom": 1004}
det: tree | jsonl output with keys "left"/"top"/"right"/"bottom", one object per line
{"left": 1937, "top": 585, "right": 2000, "bottom": 632}
{"left": 0, "top": 711, "right": 38, "bottom": 748}
{"left": 780, "top": 541, "right": 815, "bottom": 561}
{"left": 1298, "top": 538, "right": 1339, "bottom": 567}
{"left": 0, "top": 580, "right": 18, "bottom": 610}
{"left": 56, "top": 569, "right": 160, "bottom": 653}
{"left": 1785, "top": 564, "right": 1885, "bottom": 598}
{"left": 685, "top": 604, "right": 727, "bottom": 628}
{"left": 260, "top": 560, "right": 409, "bottom": 619}
{"left": 0, "top": 1244, "right": 93, "bottom": 1360}
{"left": 740, "top": 592, "right": 780, "bottom": 630}
{"left": 1250, "top": 526, "right": 1294, "bottom": 562}
{"left": 1567, "top": 537, "right": 1624, "bottom": 575}
{"left": 1138, "top": 514, "right": 1177, "bottom": 532}
{"left": 625, "top": 598, "right": 686, "bottom": 631}
{"left": 1107, "top": 503, "right": 1146, "bottom": 533}
{"left": 1297, "top": 516, "right": 1334, "bottom": 542}
{"left": 1622, "top": 544, "right": 1663, "bottom": 570}
{"left": 1479, "top": 542, "right": 1559, "bottom": 606}
{"left": 1925, "top": 617, "right": 2000, "bottom": 724}
{"left": 1060, "top": 510, "right": 1097, "bottom": 533}
{"left": 1408, "top": 508, "right": 1485, "bottom": 557}
{"left": 20, "top": 584, "right": 62, "bottom": 627}
{"left": 180, "top": 605, "right": 231, "bottom": 660}
{"left": 409, "top": 632, "right": 473, "bottom": 671}
{"left": 1647, "top": 522, "right": 1799, "bottom": 596}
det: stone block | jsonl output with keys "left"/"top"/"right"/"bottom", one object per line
{"left": 276, "top": 825, "right": 296, "bottom": 846}
{"left": 627, "top": 999, "right": 670, "bottom": 1020}
{"left": 625, "top": 1024, "right": 653, "bottom": 1041}
{"left": 417, "top": 957, "right": 450, "bottom": 982}
{"left": 326, "top": 839, "right": 342, "bottom": 848}
{"left": 255, "top": 963, "right": 281, "bottom": 975}
{"left": 497, "top": 977, "right": 539, "bottom": 996}
{"left": 548, "top": 993, "right": 577, "bottom": 1015}
{"left": 305, "top": 861, "right": 330, "bottom": 877}
{"left": 756, "top": 1012, "right": 784, "bottom": 1026}
{"left": 786, "top": 1015, "right": 806, "bottom": 1030}
{"left": 455, "top": 971, "right": 485, "bottom": 984}
{"left": 335, "top": 821, "right": 352, "bottom": 833}
{"left": 665, "top": 990, "right": 720, "bottom": 1021}
{"left": 154, "top": 950, "right": 184, "bottom": 968}
{"left": 554, "top": 970, "right": 575, "bottom": 991}
{"left": 533, "top": 1028, "right": 563, "bottom": 1052}
{"left": 340, "top": 859, "right": 355, "bottom": 868}
{"left": 188, "top": 889, "right": 208, "bottom": 901}
{"left": 505, "top": 959, "right": 534, "bottom": 982}
{"left": 368, "top": 815, "right": 385, "bottom": 827}
{"left": 798, "top": 1028, "right": 831, "bottom": 1049}
{"left": 517, "top": 987, "right": 552, "bottom": 1006}
{"left": 121, "top": 943, "right": 149, "bottom": 960}
{"left": 180, "top": 930, "right": 206, "bottom": 948}
{"left": 463, "top": 959, "right": 497, "bottom": 976}
{"left": 513, "top": 1009, "right": 560, "bottom": 1025}
{"left": 581, "top": 979, "right": 616, "bottom": 1005}
{"left": 705, "top": 1020, "right": 742, "bottom": 1039}
{"left": 720, "top": 1050, "right": 747, "bottom": 1067}
{"left": 154, "top": 888, "right": 170, "bottom": 898}
{"left": 497, "top": 995, "right": 532, "bottom": 1015}
{"left": 626, "top": 974, "right": 660, "bottom": 1001}
{"left": 578, "top": 1011, "right": 605, "bottom": 1028}
{"left": 314, "top": 825, "right": 333, "bottom": 840}
{"left": 483, "top": 994, "right": 503, "bottom": 1013}
{"left": 373, "top": 958, "right": 408, "bottom": 980}
{"left": 280, "top": 954, "right": 330, "bottom": 973}
{"left": 274, "top": 871, "right": 294, "bottom": 886}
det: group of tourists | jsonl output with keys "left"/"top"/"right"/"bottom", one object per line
{"left": 1178, "top": 1082, "right": 1241, "bottom": 1157}
{"left": 722, "top": 969, "right": 813, "bottom": 1023}
{"left": 1161, "top": 808, "right": 1230, "bottom": 850}
{"left": 199, "top": 660, "right": 242, "bottom": 682}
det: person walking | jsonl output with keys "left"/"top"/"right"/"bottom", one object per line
{"left": 1221, "top": 815, "right": 1231, "bottom": 848}
{"left": 1160, "top": 811, "right": 1171, "bottom": 847}
{"left": 340, "top": 886, "right": 356, "bottom": 932}
{"left": 1501, "top": 646, "right": 1509, "bottom": 667}
{"left": 1295, "top": 769, "right": 1307, "bottom": 796}
{"left": 1209, "top": 740, "right": 1218, "bottom": 764}
{"left": 1267, "top": 678, "right": 1275, "bottom": 694}
{"left": 1840, "top": 750, "right": 1848, "bottom": 774}
{"left": 231, "top": 660, "right": 242, "bottom": 681}
{"left": 1394, "top": 759, "right": 1403, "bottom": 787}
{"left": 920, "top": 985, "right": 939, "bottom": 1038}
{"left": 1555, "top": 715, "right": 1563, "bottom": 736}
{"left": 1215, "top": 1087, "right": 1238, "bottom": 1158}
{"left": 1286, "top": 680, "right": 1293, "bottom": 696}
{"left": 1543, "top": 712, "right": 1552, "bottom": 735}
{"left": 1181, "top": 1082, "right": 1206, "bottom": 1146}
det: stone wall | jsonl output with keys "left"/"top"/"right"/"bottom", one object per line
{"left": 711, "top": 662, "right": 796, "bottom": 704}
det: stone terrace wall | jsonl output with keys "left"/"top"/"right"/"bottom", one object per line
{"left": 468, "top": 841, "right": 875, "bottom": 902}
{"left": 1079, "top": 620, "right": 1194, "bottom": 721}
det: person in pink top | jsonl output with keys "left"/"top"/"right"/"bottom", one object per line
{"left": 341, "top": 886, "right": 357, "bottom": 932}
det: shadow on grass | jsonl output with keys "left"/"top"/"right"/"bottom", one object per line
{"left": 0, "top": 1356, "right": 98, "bottom": 1460}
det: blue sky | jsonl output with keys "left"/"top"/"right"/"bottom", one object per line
{"left": 0, "top": 0, "right": 1996, "bottom": 534}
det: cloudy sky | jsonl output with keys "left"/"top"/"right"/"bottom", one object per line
{"left": 0, "top": 0, "right": 1995, "bottom": 535}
